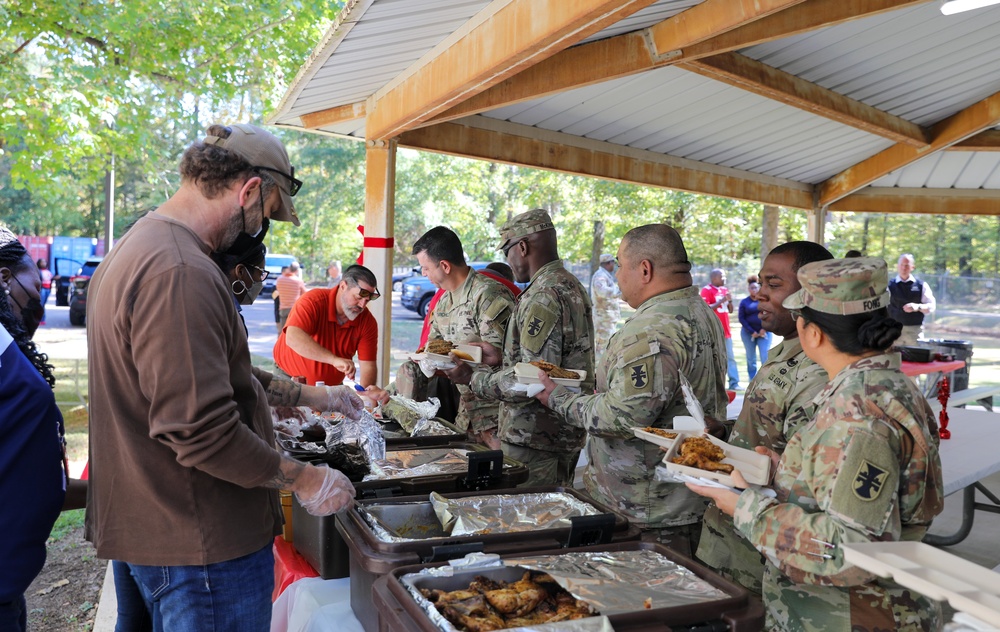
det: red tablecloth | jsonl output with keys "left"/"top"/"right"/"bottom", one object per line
{"left": 900, "top": 359, "right": 965, "bottom": 377}
{"left": 273, "top": 536, "right": 319, "bottom": 602}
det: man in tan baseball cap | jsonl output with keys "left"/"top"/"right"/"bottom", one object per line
{"left": 85, "top": 123, "right": 362, "bottom": 628}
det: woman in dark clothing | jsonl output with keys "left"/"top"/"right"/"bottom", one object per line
{"left": 738, "top": 275, "right": 771, "bottom": 380}
{"left": 0, "top": 227, "right": 87, "bottom": 632}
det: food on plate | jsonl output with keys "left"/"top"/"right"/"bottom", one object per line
{"left": 641, "top": 427, "right": 678, "bottom": 440}
{"left": 421, "top": 570, "right": 595, "bottom": 631}
{"left": 671, "top": 436, "right": 734, "bottom": 474}
{"left": 529, "top": 360, "right": 581, "bottom": 380}
{"left": 418, "top": 338, "right": 475, "bottom": 360}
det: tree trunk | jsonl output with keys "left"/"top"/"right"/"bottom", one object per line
{"left": 591, "top": 220, "right": 605, "bottom": 276}
{"left": 861, "top": 214, "right": 870, "bottom": 253}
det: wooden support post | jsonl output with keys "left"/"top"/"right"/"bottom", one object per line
{"left": 806, "top": 207, "right": 826, "bottom": 245}
{"left": 363, "top": 138, "right": 397, "bottom": 386}
{"left": 761, "top": 205, "right": 780, "bottom": 268}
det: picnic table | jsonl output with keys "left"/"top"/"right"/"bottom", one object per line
{"left": 924, "top": 408, "right": 1000, "bottom": 547}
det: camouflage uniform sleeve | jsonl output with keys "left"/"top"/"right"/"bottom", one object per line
{"left": 592, "top": 274, "right": 613, "bottom": 300}
{"left": 471, "top": 286, "right": 574, "bottom": 404}
{"left": 782, "top": 363, "right": 828, "bottom": 441}
{"left": 550, "top": 334, "right": 676, "bottom": 437}
{"left": 732, "top": 422, "right": 899, "bottom": 587}
{"left": 477, "top": 290, "right": 514, "bottom": 348}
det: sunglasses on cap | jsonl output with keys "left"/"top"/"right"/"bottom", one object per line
{"left": 254, "top": 165, "right": 302, "bottom": 197}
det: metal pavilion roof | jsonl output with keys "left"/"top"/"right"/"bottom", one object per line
{"left": 269, "top": 0, "right": 1000, "bottom": 216}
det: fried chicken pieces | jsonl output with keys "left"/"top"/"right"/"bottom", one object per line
{"left": 421, "top": 571, "right": 595, "bottom": 631}
{"left": 671, "top": 436, "right": 734, "bottom": 474}
{"left": 420, "top": 338, "right": 475, "bottom": 360}
{"left": 529, "top": 360, "right": 581, "bottom": 380}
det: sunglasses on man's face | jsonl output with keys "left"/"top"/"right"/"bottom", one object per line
{"left": 502, "top": 239, "right": 525, "bottom": 257}
{"left": 356, "top": 286, "right": 380, "bottom": 301}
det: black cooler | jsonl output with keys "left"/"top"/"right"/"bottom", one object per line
{"left": 338, "top": 486, "right": 642, "bottom": 632}
{"left": 372, "top": 541, "right": 765, "bottom": 632}
{"left": 293, "top": 445, "right": 529, "bottom": 580}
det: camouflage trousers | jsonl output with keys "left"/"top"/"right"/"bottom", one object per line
{"left": 501, "top": 442, "right": 581, "bottom": 488}
{"left": 762, "top": 564, "right": 943, "bottom": 632}
{"left": 696, "top": 504, "right": 766, "bottom": 594}
{"left": 593, "top": 316, "right": 618, "bottom": 359}
{"left": 639, "top": 522, "right": 703, "bottom": 560}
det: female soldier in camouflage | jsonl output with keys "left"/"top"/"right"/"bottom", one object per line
{"left": 689, "top": 257, "right": 944, "bottom": 632}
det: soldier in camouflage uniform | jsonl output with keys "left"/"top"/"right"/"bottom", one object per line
{"left": 535, "top": 224, "right": 727, "bottom": 557}
{"left": 590, "top": 253, "right": 621, "bottom": 360}
{"left": 689, "top": 257, "right": 944, "bottom": 632}
{"left": 697, "top": 241, "right": 834, "bottom": 593}
{"left": 399, "top": 227, "right": 515, "bottom": 446}
{"left": 445, "top": 209, "right": 595, "bottom": 487}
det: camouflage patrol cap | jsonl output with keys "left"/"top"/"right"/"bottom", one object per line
{"left": 497, "top": 209, "right": 555, "bottom": 251}
{"left": 783, "top": 256, "right": 890, "bottom": 315}
{"left": 599, "top": 253, "right": 615, "bottom": 264}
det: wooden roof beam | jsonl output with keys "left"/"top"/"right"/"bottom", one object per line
{"left": 364, "top": 0, "right": 658, "bottom": 140}
{"left": 428, "top": 0, "right": 930, "bottom": 126}
{"left": 680, "top": 53, "right": 929, "bottom": 147}
{"left": 674, "top": 0, "right": 932, "bottom": 59}
{"left": 648, "top": 0, "right": 808, "bottom": 53}
{"left": 947, "top": 129, "right": 1000, "bottom": 151}
{"left": 818, "top": 91, "right": 1000, "bottom": 207}
{"left": 301, "top": 101, "right": 367, "bottom": 129}
{"left": 829, "top": 187, "right": 1000, "bottom": 215}
{"left": 398, "top": 117, "right": 813, "bottom": 210}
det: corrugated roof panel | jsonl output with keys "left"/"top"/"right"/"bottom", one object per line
{"left": 275, "top": 0, "right": 492, "bottom": 123}
{"left": 742, "top": 3, "right": 1000, "bottom": 127}
{"left": 483, "top": 65, "right": 893, "bottom": 183}
{"left": 872, "top": 152, "right": 1000, "bottom": 189}
{"left": 579, "top": 0, "right": 704, "bottom": 43}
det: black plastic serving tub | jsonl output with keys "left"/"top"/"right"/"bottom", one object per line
{"left": 292, "top": 445, "right": 528, "bottom": 580}
{"left": 340, "top": 486, "right": 642, "bottom": 631}
{"left": 371, "top": 541, "right": 765, "bottom": 632}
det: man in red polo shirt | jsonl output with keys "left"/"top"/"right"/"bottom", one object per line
{"left": 273, "top": 264, "right": 380, "bottom": 386}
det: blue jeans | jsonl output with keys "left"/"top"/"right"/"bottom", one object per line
{"left": 725, "top": 337, "right": 740, "bottom": 390}
{"left": 39, "top": 288, "right": 50, "bottom": 322}
{"left": 116, "top": 544, "right": 273, "bottom": 632}
{"left": 0, "top": 596, "right": 26, "bottom": 632}
{"left": 741, "top": 329, "right": 772, "bottom": 380}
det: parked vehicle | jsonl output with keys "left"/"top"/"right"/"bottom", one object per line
{"left": 53, "top": 257, "right": 83, "bottom": 307}
{"left": 68, "top": 257, "right": 103, "bottom": 326}
{"left": 392, "top": 266, "right": 420, "bottom": 291}
{"left": 400, "top": 262, "right": 525, "bottom": 318}
{"left": 263, "top": 253, "right": 298, "bottom": 297}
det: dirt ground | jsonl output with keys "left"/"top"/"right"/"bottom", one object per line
{"left": 25, "top": 523, "right": 105, "bottom": 631}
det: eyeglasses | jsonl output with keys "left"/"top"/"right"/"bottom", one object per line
{"left": 248, "top": 264, "right": 269, "bottom": 282}
{"left": 788, "top": 308, "right": 803, "bottom": 321}
{"left": 501, "top": 239, "right": 525, "bottom": 257}
{"left": 254, "top": 165, "right": 302, "bottom": 197}
{"left": 356, "top": 286, "right": 380, "bottom": 301}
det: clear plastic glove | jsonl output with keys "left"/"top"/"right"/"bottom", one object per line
{"left": 323, "top": 385, "right": 365, "bottom": 420}
{"left": 295, "top": 464, "right": 355, "bottom": 516}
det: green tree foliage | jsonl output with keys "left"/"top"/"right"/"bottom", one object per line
{"left": 1, "top": 0, "right": 341, "bottom": 233}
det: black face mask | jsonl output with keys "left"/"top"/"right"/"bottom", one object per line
{"left": 11, "top": 276, "right": 44, "bottom": 338}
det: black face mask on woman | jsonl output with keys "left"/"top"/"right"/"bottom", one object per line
{"left": 10, "top": 275, "right": 44, "bottom": 338}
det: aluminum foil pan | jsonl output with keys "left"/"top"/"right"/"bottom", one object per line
{"left": 410, "top": 418, "right": 456, "bottom": 437}
{"left": 360, "top": 492, "right": 601, "bottom": 543}
{"left": 363, "top": 448, "right": 506, "bottom": 482}
{"left": 431, "top": 491, "right": 600, "bottom": 538}
{"left": 401, "top": 550, "right": 725, "bottom": 631}
{"left": 401, "top": 554, "right": 613, "bottom": 632}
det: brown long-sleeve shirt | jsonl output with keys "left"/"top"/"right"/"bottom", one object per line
{"left": 85, "top": 213, "right": 283, "bottom": 565}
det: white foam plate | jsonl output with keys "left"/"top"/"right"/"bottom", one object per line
{"left": 398, "top": 344, "right": 483, "bottom": 366}
{"left": 514, "top": 362, "right": 586, "bottom": 388}
{"left": 843, "top": 542, "right": 1000, "bottom": 627}
{"left": 663, "top": 434, "right": 770, "bottom": 486}
{"left": 632, "top": 427, "right": 688, "bottom": 450}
